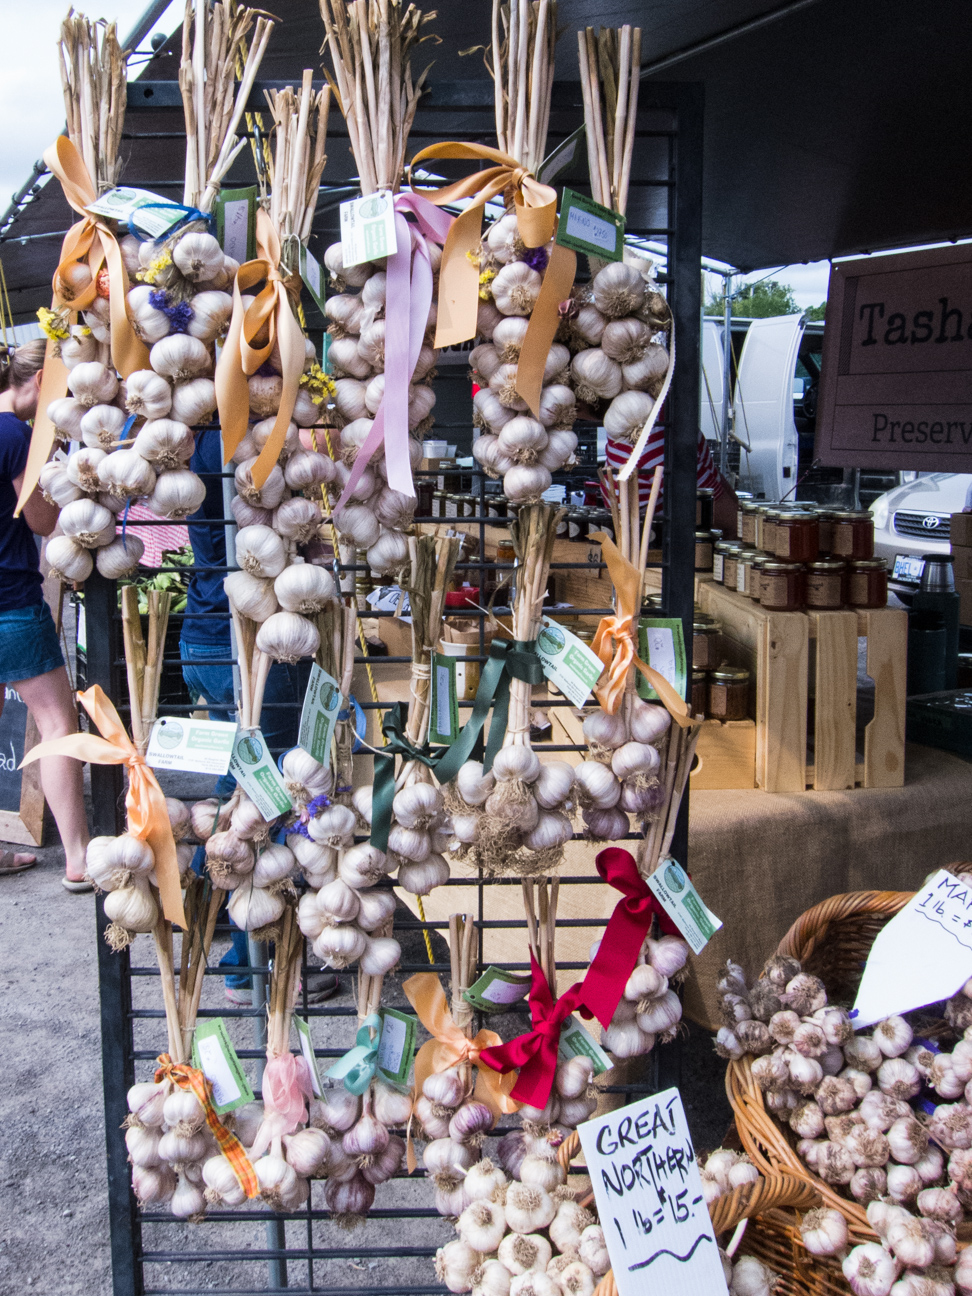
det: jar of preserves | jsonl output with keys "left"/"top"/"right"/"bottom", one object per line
{"left": 759, "top": 561, "right": 805, "bottom": 611}
{"left": 568, "top": 509, "right": 589, "bottom": 540}
{"left": 416, "top": 479, "right": 434, "bottom": 516}
{"left": 691, "top": 669, "right": 708, "bottom": 718}
{"left": 696, "top": 488, "right": 714, "bottom": 531}
{"left": 739, "top": 502, "right": 759, "bottom": 547}
{"left": 736, "top": 492, "right": 755, "bottom": 535}
{"left": 708, "top": 666, "right": 750, "bottom": 720}
{"left": 486, "top": 494, "right": 508, "bottom": 520}
{"left": 805, "top": 559, "right": 845, "bottom": 610}
{"left": 775, "top": 510, "right": 820, "bottom": 563}
{"left": 761, "top": 510, "right": 781, "bottom": 556}
{"left": 848, "top": 558, "right": 888, "bottom": 608}
{"left": 695, "top": 529, "right": 715, "bottom": 571}
{"left": 693, "top": 621, "right": 721, "bottom": 669}
{"left": 712, "top": 540, "right": 733, "bottom": 584}
{"left": 831, "top": 510, "right": 875, "bottom": 559}
{"left": 816, "top": 510, "right": 836, "bottom": 554}
{"left": 735, "top": 549, "right": 761, "bottom": 597}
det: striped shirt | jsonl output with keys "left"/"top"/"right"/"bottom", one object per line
{"left": 602, "top": 426, "right": 721, "bottom": 511}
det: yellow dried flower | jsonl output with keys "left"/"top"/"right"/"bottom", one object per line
{"left": 136, "top": 248, "right": 173, "bottom": 284}
{"left": 37, "top": 307, "right": 70, "bottom": 341}
{"left": 300, "top": 362, "right": 336, "bottom": 405}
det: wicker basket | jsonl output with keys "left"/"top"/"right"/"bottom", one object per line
{"left": 557, "top": 1130, "right": 820, "bottom": 1296}
{"left": 727, "top": 889, "right": 915, "bottom": 1245}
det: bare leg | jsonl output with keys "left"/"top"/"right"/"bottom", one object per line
{"left": 13, "top": 666, "right": 89, "bottom": 881}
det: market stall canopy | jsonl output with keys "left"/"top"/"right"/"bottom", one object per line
{"left": 3, "top": 0, "right": 972, "bottom": 322}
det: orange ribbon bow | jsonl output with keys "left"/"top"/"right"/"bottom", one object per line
{"left": 407, "top": 142, "right": 576, "bottom": 417}
{"left": 22, "top": 684, "right": 187, "bottom": 927}
{"left": 155, "top": 1054, "right": 259, "bottom": 1198}
{"left": 590, "top": 532, "right": 693, "bottom": 725}
{"left": 215, "top": 208, "right": 306, "bottom": 489}
{"left": 16, "top": 136, "right": 149, "bottom": 517}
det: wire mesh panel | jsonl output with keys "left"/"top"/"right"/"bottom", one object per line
{"left": 88, "top": 78, "right": 702, "bottom": 1295}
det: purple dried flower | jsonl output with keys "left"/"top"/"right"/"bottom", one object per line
{"left": 148, "top": 288, "right": 192, "bottom": 333}
{"left": 521, "top": 245, "right": 549, "bottom": 274}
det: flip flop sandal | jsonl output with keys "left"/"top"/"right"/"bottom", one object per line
{"left": 62, "top": 877, "right": 94, "bottom": 893}
{"left": 0, "top": 851, "right": 37, "bottom": 875}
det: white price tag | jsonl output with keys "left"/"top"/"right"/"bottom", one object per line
{"left": 340, "top": 191, "right": 397, "bottom": 268}
{"left": 646, "top": 859, "right": 722, "bottom": 956}
{"left": 191, "top": 1019, "right": 254, "bottom": 1114}
{"left": 578, "top": 1088, "right": 728, "bottom": 1296}
{"left": 146, "top": 716, "right": 238, "bottom": 775}
{"left": 852, "top": 870, "right": 972, "bottom": 1029}
{"left": 294, "top": 1016, "right": 323, "bottom": 1097}
{"left": 85, "top": 186, "right": 186, "bottom": 238}
{"left": 298, "top": 663, "right": 343, "bottom": 766}
{"left": 534, "top": 616, "right": 605, "bottom": 707}
{"left": 221, "top": 199, "right": 250, "bottom": 264}
{"left": 559, "top": 1015, "right": 612, "bottom": 1075}
{"left": 228, "top": 728, "right": 293, "bottom": 821}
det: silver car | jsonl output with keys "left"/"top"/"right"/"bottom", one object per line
{"left": 870, "top": 473, "right": 972, "bottom": 593}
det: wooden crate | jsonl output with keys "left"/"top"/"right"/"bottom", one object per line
{"left": 691, "top": 719, "right": 757, "bottom": 789}
{"left": 698, "top": 582, "right": 907, "bottom": 793}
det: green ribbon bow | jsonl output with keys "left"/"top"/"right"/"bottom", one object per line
{"left": 370, "top": 703, "right": 442, "bottom": 853}
{"left": 324, "top": 1013, "right": 382, "bottom": 1094}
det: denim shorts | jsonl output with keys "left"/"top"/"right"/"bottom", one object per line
{"left": 0, "top": 602, "right": 65, "bottom": 684}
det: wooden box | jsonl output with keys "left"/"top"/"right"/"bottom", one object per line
{"left": 690, "top": 719, "right": 757, "bottom": 789}
{"left": 698, "top": 582, "right": 907, "bottom": 793}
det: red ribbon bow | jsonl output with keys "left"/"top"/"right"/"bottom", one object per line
{"left": 478, "top": 956, "right": 588, "bottom": 1109}
{"left": 580, "top": 848, "right": 682, "bottom": 1030}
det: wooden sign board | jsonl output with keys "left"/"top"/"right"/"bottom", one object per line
{"left": 815, "top": 243, "right": 972, "bottom": 470}
{"left": 0, "top": 687, "right": 44, "bottom": 846}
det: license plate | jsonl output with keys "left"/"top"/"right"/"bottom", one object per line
{"left": 892, "top": 553, "right": 926, "bottom": 584}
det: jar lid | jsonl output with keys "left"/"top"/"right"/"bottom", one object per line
{"left": 761, "top": 561, "right": 804, "bottom": 572}
{"left": 778, "top": 510, "right": 817, "bottom": 521}
{"left": 736, "top": 492, "right": 755, "bottom": 501}
{"left": 697, "top": 488, "right": 715, "bottom": 499}
{"left": 711, "top": 666, "right": 751, "bottom": 682}
{"left": 714, "top": 540, "right": 733, "bottom": 552}
{"left": 740, "top": 501, "right": 760, "bottom": 512}
{"left": 695, "top": 530, "right": 714, "bottom": 541}
{"left": 711, "top": 528, "right": 724, "bottom": 540}
{"left": 850, "top": 558, "right": 887, "bottom": 569}
{"left": 833, "top": 510, "right": 873, "bottom": 520}
{"left": 692, "top": 669, "right": 708, "bottom": 681}
{"left": 722, "top": 544, "right": 743, "bottom": 554}
{"left": 808, "top": 559, "right": 845, "bottom": 571}
{"left": 693, "top": 620, "right": 719, "bottom": 632}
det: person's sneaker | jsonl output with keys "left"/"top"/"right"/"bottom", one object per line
{"left": 225, "top": 985, "right": 253, "bottom": 1005}
{"left": 301, "top": 972, "right": 340, "bottom": 1003}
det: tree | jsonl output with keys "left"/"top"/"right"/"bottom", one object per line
{"left": 804, "top": 301, "right": 827, "bottom": 321}
{"left": 706, "top": 278, "right": 801, "bottom": 318}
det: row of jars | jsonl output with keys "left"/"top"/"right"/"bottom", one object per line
{"left": 712, "top": 545, "right": 888, "bottom": 611}
{"left": 691, "top": 665, "right": 751, "bottom": 721}
{"left": 736, "top": 501, "right": 875, "bottom": 563}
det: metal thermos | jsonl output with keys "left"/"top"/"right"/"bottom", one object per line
{"left": 914, "top": 554, "right": 960, "bottom": 689}
{"left": 907, "top": 609, "right": 947, "bottom": 696}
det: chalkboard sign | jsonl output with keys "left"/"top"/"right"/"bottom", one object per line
{"left": 0, "top": 686, "right": 44, "bottom": 846}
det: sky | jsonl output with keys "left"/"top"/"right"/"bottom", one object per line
{"left": 703, "top": 260, "right": 832, "bottom": 312}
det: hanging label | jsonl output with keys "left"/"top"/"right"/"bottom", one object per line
{"left": 464, "top": 966, "right": 533, "bottom": 1013}
{"left": 559, "top": 1015, "right": 612, "bottom": 1075}
{"left": 646, "top": 859, "right": 722, "bottom": 956}
{"left": 340, "top": 190, "right": 398, "bottom": 268}
{"left": 429, "top": 652, "right": 460, "bottom": 745}
{"left": 578, "top": 1087, "right": 728, "bottom": 1296}
{"left": 638, "top": 619, "right": 687, "bottom": 703}
{"left": 228, "top": 728, "right": 294, "bottom": 821}
{"left": 556, "top": 187, "right": 625, "bottom": 262}
{"left": 298, "top": 663, "right": 343, "bottom": 766}
{"left": 299, "top": 243, "right": 327, "bottom": 316}
{"left": 535, "top": 615, "right": 606, "bottom": 707}
{"left": 851, "top": 870, "right": 972, "bottom": 1029}
{"left": 146, "top": 716, "right": 238, "bottom": 775}
{"left": 376, "top": 1007, "right": 417, "bottom": 1088}
{"left": 85, "top": 186, "right": 186, "bottom": 239}
{"left": 215, "top": 185, "right": 258, "bottom": 263}
{"left": 191, "top": 1018, "right": 255, "bottom": 1114}
{"left": 294, "top": 1014, "right": 323, "bottom": 1097}
{"left": 537, "top": 123, "right": 587, "bottom": 185}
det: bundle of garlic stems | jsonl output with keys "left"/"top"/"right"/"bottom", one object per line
{"left": 504, "top": 502, "right": 562, "bottom": 746}
{"left": 58, "top": 12, "right": 128, "bottom": 192}
{"left": 598, "top": 462, "right": 662, "bottom": 606}
{"left": 489, "top": 0, "right": 558, "bottom": 172}
{"left": 267, "top": 902, "right": 304, "bottom": 1059}
{"left": 576, "top": 25, "right": 642, "bottom": 217}
{"left": 521, "top": 875, "right": 558, "bottom": 990}
{"left": 640, "top": 720, "right": 702, "bottom": 875}
{"left": 401, "top": 534, "right": 460, "bottom": 758}
{"left": 179, "top": 0, "right": 277, "bottom": 211}
{"left": 319, "top": 0, "right": 434, "bottom": 194}
{"left": 448, "top": 912, "right": 478, "bottom": 1046}
{"left": 317, "top": 600, "right": 358, "bottom": 805}
{"left": 265, "top": 72, "right": 331, "bottom": 246}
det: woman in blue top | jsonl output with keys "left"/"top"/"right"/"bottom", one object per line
{"left": 0, "top": 340, "right": 90, "bottom": 888}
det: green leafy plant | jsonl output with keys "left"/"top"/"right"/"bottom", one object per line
{"left": 118, "top": 546, "right": 194, "bottom": 614}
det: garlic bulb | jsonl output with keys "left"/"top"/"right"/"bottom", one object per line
{"left": 841, "top": 1243, "right": 898, "bottom": 1296}
{"left": 173, "top": 231, "right": 225, "bottom": 282}
{"left": 360, "top": 935, "right": 401, "bottom": 976}
{"left": 603, "top": 390, "right": 655, "bottom": 444}
{"left": 486, "top": 212, "right": 520, "bottom": 262}
{"left": 60, "top": 498, "right": 116, "bottom": 547}
{"left": 235, "top": 459, "right": 287, "bottom": 510}
{"left": 333, "top": 377, "right": 369, "bottom": 423}
{"left": 150, "top": 335, "right": 211, "bottom": 383}
{"left": 436, "top": 1239, "right": 482, "bottom": 1295}
{"left": 284, "top": 449, "right": 335, "bottom": 491}
{"left": 314, "top": 922, "right": 367, "bottom": 968}
{"left": 47, "top": 396, "right": 86, "bottom": 440}
{"left": 491, "top": 262, "right": 542, "bottom": 316}
{"left": 473, "top": 388, "right": 515, "bottom": 432}
{"left": 538, "top": 384, "right": 577, "bottom": 431}
{"left": 104, "top": 881, "right": 158, "bottom": 933}
{"left": 255, "top": 612, "right": 320, "bottom": 663}
{"left": 46, "top": 535, "right": 93, "bottom": 582}
{"left": 328, "top": 335, "right": 372, "bottom": 379}
{"left": 571, "top": 349, "right": 622, "bottom": 404}
{"left": 357, "top": 319, "right": 386, "bottom": 368}
{"left": 68, "top": 361, "right": 119, "bottom": 408}
{"left": 236, "top": 526, "right": 287, "bottom": 578}
{"left": 458, "top": 1199, "right": 507, "bottom": 1254}
{"left": 538, "top": 429, "right": 577, "bottom": 471}
{"left": 125, "top": 370, "right": 173, "bottom": 421}
{"left": 80, "top": 403, "right": 128, "bottom": 451}
{"left": 355, "top": 888, "right": 396, "bottom": 932}
{"left": 226, "top": 884, "right": 285, "bottom": 932}
{"left": 470, "top": 342, "right": 503, "bottom": 383}
{"left": 622, "top": 344, "right": 670, "bottom": 392}
{"left": 97, "top": 449, "right": 157, "bottom": 501}
{"left": 334, "top": 505, "right": 381, "bottom": 549}
{"left": 274, "top": 562, "right": 334, "bottom": 613}
{"left": 202, "top": 1153, "right": 247, "bottom": 1206}
{"left": 591, "top": 263, "right": 646, "bottom": 319}
{"left": 307, "top": 804, "right": 356, "bottom": 848}
{"left": 498, "top": 416, "right": 549, "bottom": 463}
{"left": 489, "top": 364, "right": 529, "bottom": 411}
{"left": 611, "top": 741, "right": 660, "bottom": 780}
{"left": 145, "top": 469, "right": 206, "bottom": 520}
{"left": 456, "top": 761, "right": 495, "bottom": 807}
{"left": 505, "top": 1182, "right": 556, "bottom": 1235}
{"left": 573, "top": 760, "right": 621, "bottom": 807}
{"left": 504, "top": 464, "right": 552, "bottom": 503}
{"left": 323, "top": 243, "right": 373, "bottom": 290}
{"left": 629, "top": 699, "right": 672, "bottom": 744}
{"left": 601, "top": 317, "right": 651, "bottom": 365}
{"left": 572, "top": 304, "right": 607, "bottom": 347}
{"left": 96, "top": 534, "right": 145, "bottom": 579}
{"left": 187, "top": 290, "right": 233, "bottom": 343}
{"left": 66, "top": 446, "right": 107, "bottom": 492}
{"left": 59, "top": 329, "right": 98, "bottom": 369}
{"left": 251, "top": 416, "right": 300, "bottom": 461}
{"left": 224, "top": 570, "right": 279, "bottom": 622}
{"left": 231, "top": 494, "right": 271, "bottom": 528}
{"left": 397, "top": 856, "right": 450, "bottom": 895}
{"left": 251, "top": 844, "right": 296, "bottom": 889}
{"left": 128, "top": 285, "right": 171, "bottom": 345}
{"left": 170, "top": 377, "right": 217, "bottom": 426}
{"left": 374, "top": 487, "right": 416, "bottom": 530}
{"left": 133, "top": 419, "right": 195, "bottom": 470}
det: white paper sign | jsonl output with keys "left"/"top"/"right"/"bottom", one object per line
{"left": 298, "top": 663, "right": 343, "bottom": 766}
{"left": 85, "top": 186, "right": 185, "bottom": 238}
{"left": 221, "top": 199, "right": 250, "bottom": 264}
{"left": 146, "top": 716, "right": 238, "bottom": 775}
{"left": 646, "top": 859, "right": 723, "bottom": 956}
{"left": 195, "top": 1034, "right": 242, "bottom": 1108}
{"left": 578, "top": 1088, "right": 728, "bottom": 1296}
{"left": 851, "top": 870, "right": 972, "bottom": 1029}
{"left": 340, "top": 190, "right": 397, "bottom": 268}
{"left": 534, "top": 615, "right": 605, "bottom": 707}
{"left": 228, "top": 728, "right": 294, "bottom": 821}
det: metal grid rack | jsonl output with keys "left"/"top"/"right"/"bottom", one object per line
{"left": 84, "top": 78, "right": 703, "bottom": 1295}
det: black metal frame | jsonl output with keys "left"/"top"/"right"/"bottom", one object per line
{"left": 85, "top": 77, "right": 702, "bottom": 1295}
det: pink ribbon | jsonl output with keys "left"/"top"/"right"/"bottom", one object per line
{"left": 333, "top": 192, "right": 453, "bottom": 511}
{"left": 250, "top": 1053, "right": 315, "bottom": 1156}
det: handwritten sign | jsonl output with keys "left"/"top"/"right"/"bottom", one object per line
{"left": 852, "top": 869, "right": 972, "bottom": 1029}
{"left": 577, "top": 1088, "right": 728, "bottom": 1296}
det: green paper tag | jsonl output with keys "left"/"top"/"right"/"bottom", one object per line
{"left": 555, "top": 187, "right": 625, "bottom": 261}
{"left": 215, "top": 185, "right": 257, "bottom": 264}
{"left": 429, "top": 652, "right": 459, "bottom": 744}
{"left": 298, "top": 663, "right": 343, "bottom": 766}
{"left": 376, "top": 1008, "right": 416, "bottom": 1088}
{"left": 637, "top": 618, "right": 687, "bottom": 703}
{"left": 299, "top": 243, "right": 327, "bottom": 316}
{"left": 192, "top": 1018, "right": 254, "bottom": 1114}
{"left": 646, "top": 858, "right": 722, "bottom": 956}
{"left": 559, "top": 1015, "right": 612, "bottom": 1075}
{"left": 294, "top": 1015, "right": 323, "bottom": 1097}
{"left": 85, "top": 186, "right": 185, "bottom": 239}
{"left": 463, "top": 966, "right": 533, "bottom": 1013}
{"left": 537, "top": 124, "right": 587, "bottom": 185}
{"left": 229, "top": 727, "right": 294, "bottom": 821}
{"left": 340, "top": 190, "right": 398, "bottom": 268}
{"left": 146, "top": 716, "right": 237, "bottom": 775}
{"left": 535, "top": 615, "right": 606, "bottom": 707}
